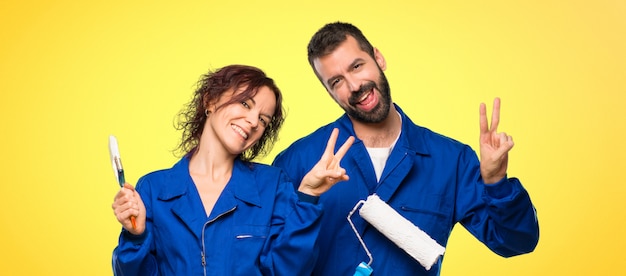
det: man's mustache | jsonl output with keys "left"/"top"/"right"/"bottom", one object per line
{"left": 348, "top": 81, "right": 377, "bottom": 105}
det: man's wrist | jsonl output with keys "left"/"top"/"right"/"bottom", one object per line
{"left": 297, "top": 191, "right": 320, "bottom": 204}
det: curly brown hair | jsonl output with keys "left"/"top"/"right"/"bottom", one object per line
{"left": 174, "top": 65, "right": 285, "bottom": 161}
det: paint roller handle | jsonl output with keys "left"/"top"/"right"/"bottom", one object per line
{"left": 353, "top": 262, "right": 373, "bottom": 276}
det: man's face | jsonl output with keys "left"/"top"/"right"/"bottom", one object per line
{"left": 313, "top": 36, "right": 391, "bottom": 123}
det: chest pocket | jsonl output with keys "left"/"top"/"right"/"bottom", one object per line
{"left": 396, "top": 195, "right": 451, "bottom": 242}
{"left": 232, "top": 224, "right": 270, "bottom": 275}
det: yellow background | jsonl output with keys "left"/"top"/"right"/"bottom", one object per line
{"left": 1, "top": 0, "right": 624, "bottom": 275}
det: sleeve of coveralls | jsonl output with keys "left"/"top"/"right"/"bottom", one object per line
{"left": 258, "top": 172, "right": 323, "bottom": 275}
{"left": 456, "top": 145, "right": 540, "bottom": 257}
{"left": 112, "top": 177, "right": 159, "bottom": 276}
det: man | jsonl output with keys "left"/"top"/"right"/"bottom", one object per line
{"left": 273, "top": 22, "right": 539, "bottom": 275}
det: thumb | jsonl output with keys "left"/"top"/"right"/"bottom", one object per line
{"left": 123, "top": 182, "right": 135, "bottom": 191}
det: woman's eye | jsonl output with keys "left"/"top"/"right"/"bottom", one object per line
{"left": 259, "top": 117, "right": 268, "bottom": 127}
{"left": 242, "top": 101, "right": 250, "bottom": 109}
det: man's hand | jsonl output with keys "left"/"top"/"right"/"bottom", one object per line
{"left": 299, "top": 128, "right": 355, "bottom": 196}
{"left": 479, "top": 97, "right": 514, "bottom": 184}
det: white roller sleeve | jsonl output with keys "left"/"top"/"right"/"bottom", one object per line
{"left": 359, "top": 194, "right": 445, "bottom": 271}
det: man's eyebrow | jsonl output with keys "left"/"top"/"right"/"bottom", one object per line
{"left": 326, "top": 75, "right": 340, "bottom": 87}
{"left": 325, "top": 58, "right": 365, "bottom": 87}
{"left": 348, "top": 58, "right": 365, "bottom": 72}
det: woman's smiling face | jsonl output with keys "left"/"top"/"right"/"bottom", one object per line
{"left": 206, "top": 85, "right": 276, "bottom": 156}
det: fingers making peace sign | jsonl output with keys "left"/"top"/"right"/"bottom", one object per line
{"left": 298, "top": 128, "right": 355, "bottom": 196}
{"left": 479, "top": 97, "right": 514, "bottom": 184}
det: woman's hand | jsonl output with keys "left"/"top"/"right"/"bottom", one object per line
{"left": 112, "top": 183, "right": 146, "bottom": 235}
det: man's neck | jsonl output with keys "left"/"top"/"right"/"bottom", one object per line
{"left": 351, "top": 107, "right": 402, "bottom": 148}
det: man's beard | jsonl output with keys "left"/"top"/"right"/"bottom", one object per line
{"left": 344, "top": 71, "right": 391, "bottom": 124}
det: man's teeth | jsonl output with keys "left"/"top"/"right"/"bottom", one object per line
{"left": 358, "top": 91, "right": 371, "bottom": 103}
{"left": 232, "top": 125, "right": 248, "bottom": 139}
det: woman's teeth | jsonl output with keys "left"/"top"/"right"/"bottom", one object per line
{"left": 231, "top": 125, "right": 248, "bottom": 139}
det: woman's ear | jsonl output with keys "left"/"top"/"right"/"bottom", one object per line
{"left": 203, "top": 95, "right": 215, "bottom": 113}
{"left": 206, "top": 104, "right": 216, "bottom": 113}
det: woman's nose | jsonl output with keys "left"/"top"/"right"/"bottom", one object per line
{"left": 247, "top": 111, "right": 259, "bottom": 129}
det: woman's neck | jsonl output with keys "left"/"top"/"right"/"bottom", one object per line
{"left": 188, "top": 145, "right": 235, "bottom": 182}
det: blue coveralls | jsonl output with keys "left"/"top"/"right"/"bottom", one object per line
{"left": 113, "top": 157, "right": 322, "bottom": 275}
{"left": 273, "top": 104, "right": 539, "bottom": 276}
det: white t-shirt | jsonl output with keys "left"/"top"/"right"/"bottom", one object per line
{"left": 366, "top": 146, "right": 392, "bottom": 182}
{"left": 365, "top": 111, "right": 402, "bottom": 182}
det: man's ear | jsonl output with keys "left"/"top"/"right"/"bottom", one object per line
{"left": 374, "top": 47, "right": 387, "bottom": 71}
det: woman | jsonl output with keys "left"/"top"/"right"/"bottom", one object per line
{"left": 112, "top": 64, "right": 354, "bottom": 275}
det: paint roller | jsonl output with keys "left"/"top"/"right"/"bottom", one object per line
{"left": 354, "top": 194, "right": 446, "bottom": 271}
